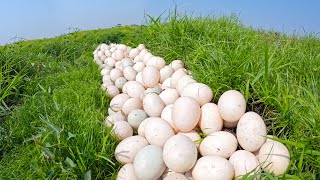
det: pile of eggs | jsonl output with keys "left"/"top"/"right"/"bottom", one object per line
{"left": 93, "top": 43, "right": 290, "bottom": 180}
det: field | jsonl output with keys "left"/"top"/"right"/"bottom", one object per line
{"left": 0, "top": 13, "right": 319, "bottom": 179}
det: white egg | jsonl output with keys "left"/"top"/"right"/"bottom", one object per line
{"left": 121, "top": 98, "right": 142, "bottom": 116}
{"left": 126, "top": 81, "right": 145, "bottom": 98}
{"left": 161, "top": 104, "right": 179, "bottom": 133}
{"left": 169, "top": 60, "right": 184, "bottom": 71}
{"left": 229, "top": 150, "right": 260, "bottom": 179}
{"left": 145, "top": 117, "right": 174, "bottom": 147}
{"left": 116, "top": 163, "right": 138, "bottom": 180}
{"left": 199, "top": 131, "right": 238, "bottom": 158}
{"left": 170, "top": 68, "right": 187, "bottom": 88}
{"left": 192, "top": 155, "right": 234, "bottom": 180}
{"left": 177, "top": 130, "right": 201, "bottom": 148}
{"left": 163, "top": 134, "right": 197, "bottom": 173}
{"left": 112, "top": 121, "right": 133, "bottom": 140}
{"left": 142, "top": 66, "right": 160, "bottom": 88}
{"left": 115, "top": 77, "right": 127, "bottom": 90}
{"left": 176, "top": 75, "right": 196, "bottom": 95}
{"left": 181, "top": 83, "right": 213, "bottom": 106}
{"left": 218, "top": 90, "right": 246, "bottom": 122}
{"left": 236, "top": 112, "right": 267, "bottom": 152}
{"left": 133, "top": 145, "right": 166, "bottom": 180}
{"left": 147, "top": 56, "right": 166, "bottom": 70}
{"left": 110, "top": 93, "right": 130, "bottom": 112}
{"left": 115, "top": 135, "right": 149, "bottom": 164}
{"left": 159, "top": 88, "right": 180, "bottom": 105}
{"left": 160, "top": 66, "right": 174, "bottom": 83}
{"left": 199, "top": 103, "right": 223, "bottom": 135}
{"left": 172, "top": 97, "right": 201, "bottom": 132}
{"left": 137, "top": 117, "right": 152, "bottom": 137}
{"left": 123, "top": 66, "right": 137, "bottom": 81}
{"left": 128, "top": 109, "right": 148, "bottom": 130}
{"left": 106, "top": 85, "right": 120, "bottom": 97}
{"left": 133, "top": 62, "right": 145, "bottom": 72}
{"left": 143, "top": 93, "right": 165, "bottom": 117}
{"left": 258, "top": 141, "right": 290, "bottom": 176}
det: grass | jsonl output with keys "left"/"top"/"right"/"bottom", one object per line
{"left": 0, "top": 11, "right": 319, "bottom": 179}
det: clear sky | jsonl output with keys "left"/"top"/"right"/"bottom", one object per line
{"left": 1, "top": 0, "right": 319, "bottom": 45}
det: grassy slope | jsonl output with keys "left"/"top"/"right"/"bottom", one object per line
{"left": 1, "top": 15, "right": 319, "bottom": 179}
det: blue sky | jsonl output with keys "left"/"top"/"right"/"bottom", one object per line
{"left": 1, "top": 0, "right": 319, "bottom": 45}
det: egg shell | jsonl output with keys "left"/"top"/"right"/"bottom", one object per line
{"left": 142, "top": 66, "right": 160, "bottom": 88}
{"left": 115, "top": 61, "right": 124, "bottom": 71}
{"left": 134, "top": 55, "right": 143, "bottom": 63}
{"left": 160, "top": 66, "right": 174, "bottom": 83}
{"left": 199, "top": 103, "right": 223, "bottom": 135}
{"left": 218, "top": 90, "right": 246, "bottom": 122}
{"left": 258, "top": 141, "right": 290, "bottom": 176}
{"left": 138, "top": 44, "right": 146, "bottom": 50}
{"left": 163, "top": 134, "right": 198, "bottom": 173}
{"left": 105, "top": 112, "right": 126, "bottom": 127}
{"left": 181, "top": 83, "right": 213, "bottom": 106}
{"left": 102, "top": 75, "right": 112, "bottom": 83}
{"left": 122, "top": 98, "right": 142, "bottom": 116}
{"left": 112, "top": 120, "right": 133, "bottom": 140}
{"left": 137, "top": 117, "right": 152, "bottom": 137}
{"left": 117, "top": 44, "right": 127, "bottom": 51}
{"left": 142, "top": 52, "right": 153, "bottom": 64}
{"left": 110, "top": 93, "right": 130, "bottom": 112}
{"left": 129, "top": 48, "right": 140, "bottom": 59}
{"left": 101, "top": 82, "right": 114, "bottom": 91}
{"left": 108, "top": 107, "right": 116, "bottom": 115}
{"left": 162, "top": 78, "right": 172, "bottom": 89}
{"left": 143, "top": 93, "right": 165, "bottom": 117}
{"left": 172, "top": 97, "right": 201, "bottom": 132}
{"left": 101, "top": 68, "right": 111, "bottom": 76}
{"left": 199, "top": 131, "right": 238, "bottom": 158}
{"left": 145, "top": 83, "right": 162, "bottom": 95}
{"left": 106, "top": 85, "right": 120, "bottom": 97}
{"left": 177, "top": 130, "right": 201, "bottom": 148}
{"left": 123, "top": 66, "right": 137, "bottom": 81}
{"left": 145, "top": 117, "right": 175, "bottom": 147}
{"left": 163, "top": 173, "right": 188, "bottom": 180}
{"left": 128, "top": 109, "right": 148, "bottom": 130}
{"left": 126, "top": 81, "right": 145, "bottom": 98}
{"left": 147, "top": 56, "right": 166, "bottom": 70}
{"left": 176, "top": 75, "right": 196, "bottom": 95}
{"left": 112, "top": 50, "right": 125, "bottom": 61}
{"left": 110, "top": 47, "right": 116, "bottom": 52}
{"left": 110, "top": 68, "right": 124, "bottom": 82}
{"left": 106, "top": 57, "right": 116, "bottom": 67}
{"left": 229, "top": 150, "right": 260, "bottom": 179}
{"left": 169, "top": 60, "right": 184, "bottom": 71}
{"left": 115, "top": 135, "right": 149, "bottom": 164}
{"left": 122, "top": 58, "right": 134, "bottom": 67}
{"left": 116, "top": 163, "right": 138, "bottom": 180}
{"left": 133, "top": 62, "right": 145, "bottom": 72}
{"left": 97, "top": 50, "right": 105, "bottom": 57}
{"left": 133, "top": 145, "right": 166, "bottom": 180}
{"left": 159, "top": 88, "right": 180, "bottom": 105}
{"left": 161, "top": 104, "right": 179, "bottom": 133}
{"left": 115, "top": 77, "right": 127, "bottom": 90}
{"left": 236, "top": 111, "right": 267, "bottom": 152}
{"left": 192, "top": 155, "right": 234, "bottom": 180}
{"left": 170, "top": 68, "right": 187, "bottom": 88}
{"left": 104, "top": 50, "right": 112, "bottom": 57}
{"left": 135, "top": 72, "right": 145, "bottom": 86}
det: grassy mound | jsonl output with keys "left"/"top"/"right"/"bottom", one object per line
{"left": 0, "top": 14, "right": 319, "bottom": 179}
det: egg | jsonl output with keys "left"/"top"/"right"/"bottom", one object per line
{"left": 115, "top": 77, "right": 127, "bottom": 90}
{"left": 122, "top": 58, "right": 134, "bottom": 67}
{"left": 159, "top": 88, "right": 180, "bottom": 105}
{"left": 104, "top": 112, "right": 126, "bottom": 127}
{"left": 133, "top": 62, "right": 145, "bottom": 72}
{"left": 110, "top": 93, "right": 130, "bottom": 112}
{"left": 176, "top": 75, "right": 196, "bottom": 95}
{"left": 138, "top": 44, "right": 146, "bottom": 50}
{"left": 145, "top": 83, "right": 162, "bottom": 95}
{"left": 199, "top": 131, "right": 238, "bottom": 158}
{"left": 163, "top": 134, "right": 198, "bottom": 173}
{"left": 116, "top": 163, "right": 138, "bottom": 180}
{"left": 110, "top": 68, "right": 123, "bottom": 82}
{"left": 161, "top": 168, "right": 175, "bottom": 179}
{"left": 102, "top": 74, "right": 112, "bottom": 83}
{"left": 121, "top": 98, "right": 142, "bottom": 116}
{"left": 115, "top": 61, "right": 124, "bottom": 71}
{"left": 192, "top": 155, "right": 234, "bottom": 180}
{"left": 112, "top": 50, "right": 125, "bottom": 61}
{"left": 160, "top": 66, "right": 174, "bottom": 83}
{"left": 128, "top": 109, "right": 148, "bottom": 130}
{"left": 258, "top": 141, "right": 290, "bottom": 176}
{"left": 162, "top": 78, "right": 172, "bottom": 89}
{"left": 161, "top": 104, "right": 179, "bottom": 133}
{"left": 142, "top": 66, "right": 160, "bottom": 88}
{"left": 106, "top": 85, "right": 120, "bottom": 97}
{"left": 142, "top": 52, "right": 153, "bottom": 64}
{"left": 172, "top": 97, "right": 201, "bottom": 132}
{"left": 104, "top": 50, "right": 112, "bottom": 57}
{"left": 106, "top": 57, "right": 116, "bottom": 67}
{"left": 108, "top": 107, "right": 116, "bottom": 115}
{"left": 123, "top": 66, "right": 137, "bottom": 81}
{"left": 177, "top": 130, "right": 201, "bottom": 148}
{"left": 115, "top": 135, "right": 149, "bottom": 164}
{"left": 129, "top": 48, "right": 140, "bottom": 59}
{"left": 112, "top": 121, "right": 133, "bottom": 140}
{"left": 181, "top": 83, "right": 213, "bottom": 106}
{"left": 236, "top": 112, "right": 267, "bottom": 152}
{"left": 126, "top": 81, "right": 145, "bottom": 98}
{"left": 137, "top": 117, "right": 152, "bottom": 137}
{"left": 133, "top": 145, "right": 166, "bottom": 180}
{"left": 133, "top": 55, "right": 143, "bottom": 63}
{"left": 218, "top": 90, "right": 246, "bottom": 122}
{"left": 199, "top": 103, "right": 223, "bottom": 135}
{"left": 147, "top": 56, "right": 166, "bottom": 70}
{"left": 135, "top": 72, "right": 145, "bottom": 86}
{"left": 169, "top": 60, "right": 184, "bottom": 71}
{"left": 163, "top": 173, "right": 189, "bottom": 180}
{"left": 101, "top": 68, "right": 111, "bottom": 76}
{"left": 229, "top": 150, "right": 260, "bottom": 179}
{"left": 170, "top": 68, "right": 187, "bottom": 88}
{"left": 223, "top": 120, "right": 238, "bottom": 128}
{"left": 145, "top": 117, "right": 175, "bottom": 147}
{"left": 143, "top": 93, "right": 165, "bottom": 117}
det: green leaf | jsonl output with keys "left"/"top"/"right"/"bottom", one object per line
{"left": 65, "top": 157, "right": 77, "bottom": 168}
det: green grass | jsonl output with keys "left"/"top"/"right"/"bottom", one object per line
{"left": 0, "top": 12, "right": 319, "bottom": 179}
